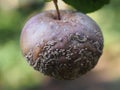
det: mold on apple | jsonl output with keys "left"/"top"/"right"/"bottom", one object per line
{"left": 20, "top": 10, "right": 103, "bottom": 80}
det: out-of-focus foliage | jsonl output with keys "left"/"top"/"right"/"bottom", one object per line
{"left": 18, "top": 0, "right": 45, "bottom": 15}
{"left": 0, "top": 0, "right": 120, "bottom": 90}
{"left": 0, "top": 0, "right": 45, "bottom": 90}
{"left": 45, "top": 0, "right": 52, "bottom": 2}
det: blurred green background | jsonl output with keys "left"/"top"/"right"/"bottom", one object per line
{"left": 0, "top": 0, "right": 120, "bottom": 90}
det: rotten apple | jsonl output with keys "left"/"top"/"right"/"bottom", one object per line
{"left": 20, "top": 10, "right": 103, "bottom": 80}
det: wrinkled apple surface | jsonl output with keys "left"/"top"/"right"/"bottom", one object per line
{"left": 20, "top": 10, "right": 104, "bottom": 80}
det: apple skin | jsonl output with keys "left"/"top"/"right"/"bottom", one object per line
{"left": 20, "top": 10, "right": 104, "bottom": 80}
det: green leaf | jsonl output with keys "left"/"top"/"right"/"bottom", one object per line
{"left": 62, "top": 0, "right": 110, "bottom": 13}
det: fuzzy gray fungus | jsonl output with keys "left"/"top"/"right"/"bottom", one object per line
{"left": 20, "top": 10, "right": 104, "bottom": 80}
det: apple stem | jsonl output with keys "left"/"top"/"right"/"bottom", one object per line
{"left": 53, "top": 0, "right": 61, "bottom": 20}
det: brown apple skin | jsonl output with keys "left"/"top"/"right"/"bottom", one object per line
{"left": 20, "top": 10, "right": 104, "bottom": 80}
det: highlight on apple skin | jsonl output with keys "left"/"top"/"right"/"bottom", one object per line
{"left": 20, "top": 10, "right": 104, "bottom": 80}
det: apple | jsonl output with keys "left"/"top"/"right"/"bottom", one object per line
{"left": 20, "top": 10, "right": 103, "bottom": 80}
